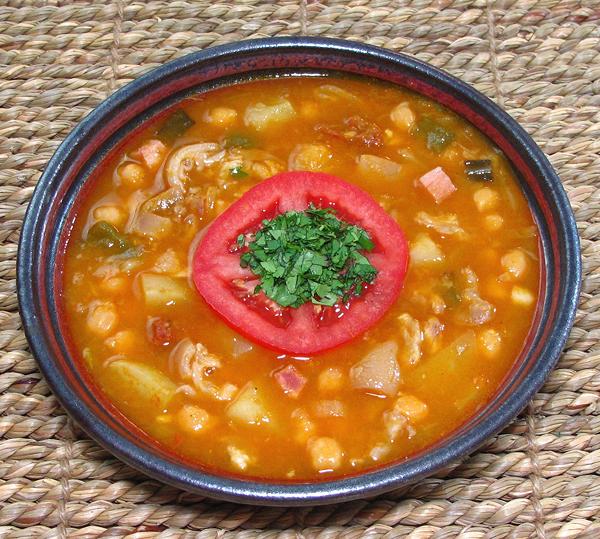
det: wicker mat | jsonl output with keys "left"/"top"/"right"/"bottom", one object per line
{"left": 0, "top": 0, "right": 598, "bottom": 537}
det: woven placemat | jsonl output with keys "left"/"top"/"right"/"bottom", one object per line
{"left": 1, "top": 1, "right": 599, "bottom": 537}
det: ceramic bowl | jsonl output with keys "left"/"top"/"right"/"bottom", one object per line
{"left": 17, "top": 37, "right": 581, "bottom": 506}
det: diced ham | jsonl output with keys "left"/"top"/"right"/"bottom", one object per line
{"left": 134, "top": 139, "right": 167, "bottom": 171}
{"left": 417, "top": 166, "right": 456, "bottom": 204}
{"left": 274, "top": 365, "right": 307, "bottom": 398}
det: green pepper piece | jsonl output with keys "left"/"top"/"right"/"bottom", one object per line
{"left": 412, "top": 117, "right": 454, "bottom": 153}
{"left": 156, "top": 109, "right": 195, "bottom": 144}
{"left": 230, "top": 166, "right": 249, "bottom": 179}
{"left": 87, "top": 221, "right": 131, "bottom": 252}
{"left": 224, "top": 133, "right": 254, "bottom": 149}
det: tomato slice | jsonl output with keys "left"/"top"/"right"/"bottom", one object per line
{"left": 193, "top": 171, "right": 409, "bottom": 355}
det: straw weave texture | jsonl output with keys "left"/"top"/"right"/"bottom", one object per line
{"left": 1, "top": 0, "right": 599, "bottom": 537}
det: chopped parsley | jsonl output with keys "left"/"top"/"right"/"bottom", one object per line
{"left": 230, "top": 166, "right": 249, "bottom": 179}
{"left": 239, "top": 205, "right": 378, "bottom": 308}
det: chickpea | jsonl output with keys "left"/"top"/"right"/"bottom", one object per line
{"left": 177, "top": 405, "right": 213, "bottom": 434}
{"left": 473, "top": 187, "right": 499, "bottom": 212}
{"left": 478, "top": 328, "right": 502, "bottom": 358}
{"left": 288, "top": 143, "right": 332, "bottom": 172}
{"left": 485, "top": 277, "right": 509, "bottom": 300}
{"left": 511, "top": 285, "right": 535, "bottom": 307}
{"left": 292, "top": 408, "right": 315, "bottom": 444}
{"left": 390, "top": 102, "right": 415, "bottom": 130}
{"left": 393, "top": 394, "right": 428, "bottom": 423}
{"left": 86, "top": 301, "right": 118, "bottom": 336}
{"left": 118, "top": 163, "right": 147, "bottom": 188}
{"left": 500, "top": 249, "right": 528, "bottom": 281}
{"left": 93, "top": 205, "right": 126, "bottom": 228}
{"left": 100, "top": 276, "right": 127, "bottom": 294}
{"left": 204, "top": 106, "right": 238, "bottom": 127}
{"left": 484, "top": 214, "right": 504, "bottom": 232}
{"left": 299, "top": 101, "right": 319, "bottom": 120}
{"left": 307, "top": 437, "right": 343, "bottom": 471}
{"left": 105, "top": 329, "right": 136, "bottom": 354}
{"left": 317, "top": 367, "right": 344, "bottom": 392}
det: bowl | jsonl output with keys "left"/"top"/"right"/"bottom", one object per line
{"left": 17, "top": 37, "right": 581, "bottom": 506}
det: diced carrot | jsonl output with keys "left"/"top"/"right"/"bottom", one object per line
{"left": 274, "top": 365, "right": 307, "bottom": 398}
{"left": 418, "top": 166, "right": 456, "bottom": 203}
{"left": 134, "top": 139, "right": 167, "bottom": 171}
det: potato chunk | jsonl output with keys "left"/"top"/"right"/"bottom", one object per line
{"left": 105, "top": 360, "right": 177, "bottom": 411}
{"left": 244, "top": 99, "right": 296, "bottom": 131}
{"left": 350, "top": 341, "right": 401, "bottom": 397}
{"left": 307, "top": 437, "right": 343, "bottom": 471}
{"left": 140, "top": 273, "right": 190, "bottom": 307}
{"left": 226, "top": 383, "right": 271, "bottom": 426}
{"left": 357, "top": 154, "right": 402, "bottom": 180}
{"left": 410, "top": 233, "right": 444, "bottom": 265}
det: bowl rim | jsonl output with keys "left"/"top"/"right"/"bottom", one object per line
{"left": 17, "top": 36, "right": 581, "bottom": 506}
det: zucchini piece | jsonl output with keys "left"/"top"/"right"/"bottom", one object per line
{"left": 105, "top": 360, "right": 177, "bottom": 411}
{"left": 412, "top": 117, "right": 454, "bottom": 153}
{"left": 140, "top": 273, "right": 190, "bottom": 306}
{"left": 87, "top": 221, "right": 131, "bottom": 252}
{"left": 156, "top": 109, "right": 195, "bottom": 144}
{"left": 465, "top": 159, "right": 493, "bottom": 182}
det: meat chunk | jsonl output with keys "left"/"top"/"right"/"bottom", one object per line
{"left": 417, "top": 166, "right": 456, "bottom": 203}
{"left": 415, "top": 211, "right": 465, "bottom": 237}
{"left": 273, "top": 365, "right": 307, "bottom": 398}
{"left": 147, "top": 316, "right": 173, "bottom": 347}
{"left": 397, "top": 314, "right": 422, "bottom": 365}
{"left": 455, "top": 267, "right": 495, "bottom": 326}
{"left": 133, "top": 139, "right": 167, "bottom": 171}
{"left": 317, "top": 115, "right": 383, "bottom": 147}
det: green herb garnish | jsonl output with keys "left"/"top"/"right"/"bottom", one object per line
{"left": 156, "top": 109, "right": 195, "bottom": 144}
{"left": 412, "top": 117, "right": 454, "bottom": 153}
{"left": 239, "top": 205, "right": 378, "bottom": 308}
{"left": 230, "top": 166, "right": 249, "bottom": 179}
{"left": 224, "top": 133, "right": 254, "bottom": 149}
{"left": 87, "top": 221, "right": 131, "bottom": 252}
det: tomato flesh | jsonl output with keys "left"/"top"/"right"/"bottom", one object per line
{"left": 193, "top": 171, "right": 409, "bottom": 355}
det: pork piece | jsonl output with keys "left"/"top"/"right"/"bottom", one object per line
{"left": 133, "top": 139, "right": 167, "bottom": 171}
{"left": 165, "top": 143, "right": 225, "bottom": 189}
{"left": 417, "top": 166, "right": 456, "bottom": 203}
{"left": 169, "top": 338, "right": 237, "bottom": 401}
{"left": 456, "top": 267, "right": 495, "bottom": 325}
{"left": 317, "top": 115, "right": 383, "bottom": 147}
{"left": 273, "top": 365, "right": 307, "bottom": 398}
{"left": 415, "top": 211, "right": 465, "bottom": 237}
{"left": 397, "top": 313, "right": 422, "bottom": 365}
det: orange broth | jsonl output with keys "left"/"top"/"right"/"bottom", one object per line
{"left": 62, "top": 77, "right": 539, "bottom": 480}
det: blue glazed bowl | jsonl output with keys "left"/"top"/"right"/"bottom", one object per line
{"left": 17, "top": 37, "right": 581, "bottom": 506}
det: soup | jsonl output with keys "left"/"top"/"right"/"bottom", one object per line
{"left": 62, "top": 77, "right": 539, "bottom": 480}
